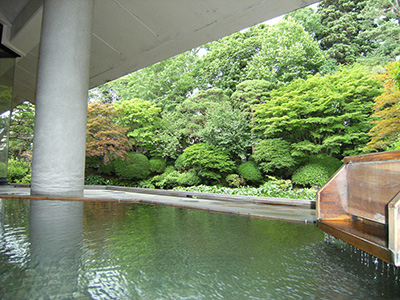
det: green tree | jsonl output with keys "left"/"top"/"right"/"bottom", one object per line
{"left": 195, "top": 26, "right": 264, "bottom": 95}
{"left": 231, "top": 80, "right": 272, "bottom": 115}
{"left": 176, "top": 88, "right": 231, "bottom": 143}
{"left": 253, "top": 65, "right": 382, "bottom": 160}
{"left": 9, "top": 102, "right": 35, "bottom": 160}
{"left": 245, "top": 17, "right": 325, "bottom": 87}
{"left": 175, "top": 143, "right": 235, "bottom": 182}
{"left": 316, "top": 0, "right": 373, "bottom": 65}
{"left": 153, "top": 112, "right": 188, "bottom": 160}
{"left": 199, "top": 107, "right": 252, "bottom": 161}
{"left": 357, "top": 0, "right": 400, "bottom": 65}
{"left": 285, "top": 6, "right": 323, "bottom": 38}
{"left": 91, "top": 50, "right": 198, "bottom": 111}
{"left": 252, "top": 139, "right": 297, "bottom": 176}
{"left": 115, "top": 98, "right": 161, "bottom": 154}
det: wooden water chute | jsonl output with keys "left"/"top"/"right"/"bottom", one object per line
{"left": 317, "top": 151, "right": 400, "bottom": 266}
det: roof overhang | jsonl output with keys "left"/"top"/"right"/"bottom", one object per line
{"left": 0, "top": 0, "right": 318, "bottom": 106}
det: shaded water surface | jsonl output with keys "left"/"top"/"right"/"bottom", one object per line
{"left": 1, "top": 198, "right": 400, "bottom": 299}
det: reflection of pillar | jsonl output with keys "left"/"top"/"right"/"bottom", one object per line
{"left": 31, "top": 0, "right": 94, "bottom": 197}
{"left": 29, "top": 200, "right": 83, "bottom": 298}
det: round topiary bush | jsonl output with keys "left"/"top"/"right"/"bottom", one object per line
{"left": 114, "top": 152, "right": 150, "bottom": 180}
{"left": 292, "top": 155, "right": 342, "bottom": 188}
{"left": 292, "top": 163, "right": 329, "bottom": 187}
{"left": 149, "top": 157, "right": 167, "bottom": 174}
{"left": 237, "top": 161, "right": 263, "bottom": 183}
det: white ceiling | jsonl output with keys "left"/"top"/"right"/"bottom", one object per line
{"left": 1, "top": 0, "right": 317, "bottom": 106}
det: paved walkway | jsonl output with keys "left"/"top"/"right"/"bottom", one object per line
{"left": 0, "top": 185, "right": 316, "bottom": 223}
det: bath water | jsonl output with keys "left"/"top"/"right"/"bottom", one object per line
{"left": 1, "top": 199, "right": 399, "bottom": 299}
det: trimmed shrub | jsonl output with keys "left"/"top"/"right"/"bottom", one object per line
{"left": 175, "top": 143, "right": 235, "bottom": 175}
{"left": 149, "top": 157, "right": 167, "bottom": 174}
{"left": 177, "top": 170, "right": 201, "bottom": 186}
{"left": 292, "top": 163, "right": 328, "bottom": 187}
{"left": 153, "top": 170, "right": 180, "bottom": 189}
{"left": 7, "top": 158, "right": 31, "bottom": 183}
{"left": 99, "top": 161, "right": 114, "bottom": 175}
{"left": 292, "top": 155, "right": 342, "bottom": 188}
{"left": 114, "top": 152, "right": 150, "bottom": 180}
{"left": 164, "top": 165, "right": 176, "bottom": 174}
{"left": 237, "top": 161, "right": 263, "bottom": 183}
{"left": 226, "top": 174, "right": 244, "bottom": 188}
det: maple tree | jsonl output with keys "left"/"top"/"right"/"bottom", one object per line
{"left": 366, "top": 62, "right": 400, "bottom": 151}
{"left": 86, "top": 100, "right": 132, "bottom": 165}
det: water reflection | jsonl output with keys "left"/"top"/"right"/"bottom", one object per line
{"left": 29, "top": 200, "right": 83, "bottom": 298}
{"left": 0, "top": 199, "right": 400, "bottom": 299}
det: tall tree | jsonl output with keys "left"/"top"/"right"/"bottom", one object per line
{"left": 231, "top": 80, "right": 272, "bottom": 115}
{"left": 245, "top": 17, "right": 325, "bottom": 87}
{"left": 195, "top": 26, "right": 264, "bottom": 96}
{"left": 316, "top": 0, "right": 374, "bottom": 65}
{"left": 357, "top": 0, "right": 400, "bottom": 65}
{"left": 199, "top": 107, "right": 253, "bottom": 161}
{"left": 90, "top": 49, "right": 198, "bottom": 110}
{"left": 176, "top": 88, "right": 231, "bottom": 143}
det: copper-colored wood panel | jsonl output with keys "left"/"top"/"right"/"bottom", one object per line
{"left": 347, "top": 161, "right": 400, "bottom": 224}
{"left": 317, "top": 166, "right": 348, "bottom": 220}
{"left": 318, "top": 220, "right": 392, "bottom": 264}
{"left": 344, "top": 150, "right": 400, "bottom": 164}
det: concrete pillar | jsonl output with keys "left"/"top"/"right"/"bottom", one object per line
{"left": 31, "top": 0, "right": 94, "bottom": 197}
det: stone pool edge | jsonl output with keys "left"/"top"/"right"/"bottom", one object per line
{"left": 0, "top": 184, "right": 316, "bottom": 223}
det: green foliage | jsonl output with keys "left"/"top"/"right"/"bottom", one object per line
{"left": 198, "top": 107, "right": 252, "bottom": 160}
{"left": 173, "top": 179, "right": 317, "bottom": 200}
{"left": 316, "top": 0, "right": 371, "bottom": 65}
{"left": 177, "top": 88, "right": 232, "bottom": 143}
{"left": 90, "top": 49, "right": 199, "bottom": 111}
{"left": 9, "top": 102, "right": 35, "bottom": 160}
{"left": 285, "top": 6, "right": 323, "bottom": 38}
{"left": 152, "top": 170, "right": 181, "bottom": 189}
{"left": 253, "top": 139, "right": 297, "bottom": 174}
{"left": 245, "top": 18, "right": 325, "bottom": 86}
{"left": 231, "top": 80, "right": 273, "bottom": 114}
{"left": 175, "top": 143, "right": 235, "bottom": 176}
{"left": 292, "top": 155, "right": 342, "bottom": 188}
{"left": 195, "top": 28, "right": 263, "bottom": 95}
{"left": 114, "top": 152, "right": 150, "bottom": 180}
{"left": 292, "top": 163, "right": 330, "bottom": 188}
{"left": 253, "top": 64, "right": 383, "bottom": 159}
{"left": 7, "top": 158, "right": 31, "bottom": 184}
{"left": 225, "top": 174, "right": 245, "bottom": 188}
{"left": 84, "top": 174, "right": 108, "bottom": 185}
{"left": 153, "top": 112, "right": 188, "bottom": 159}
{"left": 237, "top": 161, "right": 263, "bottom": 183}
{"left": 115, "top": 98, "right": 161, "bottom": 154}
{"left": 149, "top": 157, "right": 166, "bottom": 174}
{"left": 177, "top": 170, "right": 201, "bottom": 187}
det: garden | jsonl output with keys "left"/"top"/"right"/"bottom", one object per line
{"left": 7, "top": 0, "right": 400, "bottom": 202}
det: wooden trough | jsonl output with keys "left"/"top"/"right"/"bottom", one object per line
{"left": 317, "top": 150, "right": 400, "bottom": 266}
